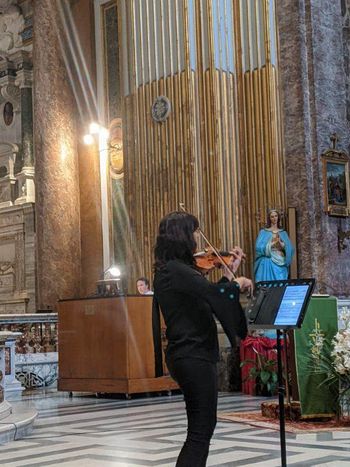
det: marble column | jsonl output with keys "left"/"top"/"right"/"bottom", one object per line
{"left": 11, "top": 51, "right": 34, "bottom": 168}
{"left": 70, "top": 0, "right": 104, "bottom": 297}
{"left": 21, "top": 89, "right": 33, "bottom": 165}
{"left": 33, "top": 0, "right": 81, "bottom": 310}
{"left": 277, "top": 0, "right": 350, "bottom": 295}
{"left": 11, "top": 50, "right": 35, "bottom": 204}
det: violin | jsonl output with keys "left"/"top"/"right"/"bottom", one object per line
{"left": 194, "top": 249, "right": 244, "bottom": 273}
{"left": 179, "top": 203, "right": 244, "bottom": 280}
{"left": 179, "top": 203, "right": 253, "bottom": 295}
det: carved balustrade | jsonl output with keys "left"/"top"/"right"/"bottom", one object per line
{"left": 0, "top": 313, "right": 58, "bottom": 388}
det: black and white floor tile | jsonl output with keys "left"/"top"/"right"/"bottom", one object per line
{"left": 0, "top": 390, "right": 349, "bottom": 466}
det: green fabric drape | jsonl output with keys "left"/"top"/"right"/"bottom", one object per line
{"left": 294, "top": 297, "right": 339, "bottom": 418}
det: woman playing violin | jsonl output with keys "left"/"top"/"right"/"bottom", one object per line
{"left": 152, "top": 211, "right": 252, "bottom": 467}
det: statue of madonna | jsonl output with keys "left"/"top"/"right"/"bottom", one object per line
{"left": 254, "top": 209, "right": 294, "bottom": 282}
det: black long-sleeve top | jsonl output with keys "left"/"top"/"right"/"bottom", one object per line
{"left": 153, "top": 259, "right": 247, "bottom": 367}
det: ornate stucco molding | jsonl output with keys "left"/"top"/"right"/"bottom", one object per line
{"left": 0, "top": 83, "right": 20, "bottom": 110}
{"left": 0, "top": 1, "right": 25, "bottom": 59}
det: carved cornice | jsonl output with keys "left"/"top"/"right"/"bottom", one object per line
{"left": 10, "top": 49, "right": 32, "bottom": 68}
{"left": 0, "top": 51, "right": 33, "bottom": 90}
{"left": 0, "top": 212, "right": 23, "bottom": 227}
{"left": 14, "top": 67, "right": 32, "bottom": 88}
{"left": 0, "top": 69, "right": 20, "bottom": 108}
{"left": 0, "top": 83, "right": 20, "bottom": 109}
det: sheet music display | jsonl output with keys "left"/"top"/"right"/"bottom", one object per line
{"left": 247, "top": 279, "right": 315, "bottom": 329}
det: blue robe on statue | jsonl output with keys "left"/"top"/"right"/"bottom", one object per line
{"left": 254, "top": 229, "right": 294, "bottom": 282}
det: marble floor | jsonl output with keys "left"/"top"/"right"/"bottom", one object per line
{"left": 0, "top": 390, "right": 350, "bottom": 466}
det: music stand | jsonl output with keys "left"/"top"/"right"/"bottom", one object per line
{"left": 246, "top": 279, "right": 315, "bottom": 467}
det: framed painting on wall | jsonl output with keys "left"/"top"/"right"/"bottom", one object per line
{"left": 322, "top": 136, "right": 350, "bottom": 217}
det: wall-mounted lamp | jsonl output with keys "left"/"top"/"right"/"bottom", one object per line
{"left": 83, "top": 133, "right": 94, "bottom": 145}
{"left": 105, "top": 266, "right": 121, "bottom": 279}
{"left": 83, "top": 122, "right": 110, "bottom": 146}
{"left": 89, "top": 122, "right": 100, "bottom": 135}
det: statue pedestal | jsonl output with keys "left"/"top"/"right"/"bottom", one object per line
{"left": 3, "top": 333, "right": 25, "bottom": 396}
{"left": 15, "top": 167, "right": 35, "bottom": 205}
{"left": 0, "top": 332, "right": 24, "bottom": 397}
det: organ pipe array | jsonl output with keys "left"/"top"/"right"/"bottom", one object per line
{"left": 117, "top": 0, "right": 285, "bottom": 286}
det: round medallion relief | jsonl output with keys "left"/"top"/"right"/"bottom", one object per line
{"left": 151, "top": 96, "right": 171, "bottom": 123}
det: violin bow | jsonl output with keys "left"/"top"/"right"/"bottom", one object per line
{"left": 179, "top": 203, "right": 237, "bottom": 280}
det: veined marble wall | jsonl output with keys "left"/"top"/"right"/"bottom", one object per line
{"left": 277, "top": 0, "right": 350, "bottom": 296}
{"left": 342, "top": 0, "right": 350, "bottom": 122}
{"left": 33, "top": 0, "right": 81, "bottom": 310}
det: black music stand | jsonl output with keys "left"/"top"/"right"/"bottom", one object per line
{"left": 246, "top": 279, "right": 315, "bottom": 467}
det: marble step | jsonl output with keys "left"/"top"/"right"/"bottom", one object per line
{"left": 0, "top": 402, "right": 37, "bottom": 444}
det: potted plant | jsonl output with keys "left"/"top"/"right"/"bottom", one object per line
{"left": 240, "top": 347, "right": 278, "bottom": 396}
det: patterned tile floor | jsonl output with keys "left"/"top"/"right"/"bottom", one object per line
{"left": 1, "top": 390, "right": 350, "bottom": 466}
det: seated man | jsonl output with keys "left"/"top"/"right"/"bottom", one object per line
{"left": 136, "top": 277, "right": 154, "bottom": 295}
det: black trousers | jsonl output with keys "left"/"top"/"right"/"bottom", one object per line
{"left": 167, "top": 357, "right": 218, "bottom": 467}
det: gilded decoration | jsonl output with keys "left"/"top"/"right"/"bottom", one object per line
{"left": 109, "top": 117, "right": 123, "bottom": 179}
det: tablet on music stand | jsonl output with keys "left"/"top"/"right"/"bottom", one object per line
{"left": 247, "top": 279, "right": 315, "bottom": 330}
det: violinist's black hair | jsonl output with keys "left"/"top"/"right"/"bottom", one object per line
{"left": 154, "top": 211, "right": 199, "bottom": 270}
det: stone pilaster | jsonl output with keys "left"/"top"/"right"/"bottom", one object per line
{"left": 33, "top": 0, "right": 81, "bottom": 310}
{"left": 277, "top": 0, "right": 350, "bottom": 295}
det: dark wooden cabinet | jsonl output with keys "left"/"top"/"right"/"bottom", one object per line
{"left": 58, "top": 296, "right": 177, "bottom": 394}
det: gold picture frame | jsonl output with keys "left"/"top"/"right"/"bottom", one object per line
{"left": 322, "top": 137, "right": 350, "bottom": 217}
